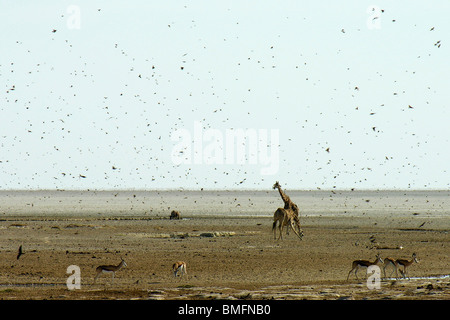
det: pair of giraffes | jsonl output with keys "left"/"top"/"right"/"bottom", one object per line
{"left": 272, "top": 181, "right": 303, "bottom": 240}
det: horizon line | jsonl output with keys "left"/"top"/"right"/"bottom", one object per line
{"left": 0, "top": 188, "right": 448, "bottom": 192}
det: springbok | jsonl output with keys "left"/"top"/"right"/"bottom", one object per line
{"left": 173, "top": 261, "right": 187, "bottom": 278}
{"left": 395, "top": 253, "right": 419, "bottom": 279}
{"left": 347, "top": 254, "right": 383, "bottom": 280}
{"left": 94, "top": 258, "right": 127, "bottom": 284}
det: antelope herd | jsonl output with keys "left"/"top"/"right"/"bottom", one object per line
{"left": 92, "top": 258, "right": 189, "bottom": 284}
{"left": 347, "top": 253, "right": 420, "bottom": 281}
{"left": 384, "top": 253, "right": 420, "bottom": 279}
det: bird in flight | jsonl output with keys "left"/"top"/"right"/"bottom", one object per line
{"left": 17, "top": 245, "right": 24, "bottom": 260}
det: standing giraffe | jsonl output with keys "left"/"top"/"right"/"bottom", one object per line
{"left": 273, "top": 181, "right": 297, "bottom": 212}
{"left": 272, "top": 208, "right": 303, "bottom": 240}
{"left": 272, "top": 181, "right": 302, "bottom": 238}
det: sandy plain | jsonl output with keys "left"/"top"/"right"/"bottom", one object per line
{"left": 0, "top": 190, "right": 448, "bottom": 300}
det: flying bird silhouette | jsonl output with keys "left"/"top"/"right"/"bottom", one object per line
{"left": 17, "top": 245, "right": 24, "bottom": 260}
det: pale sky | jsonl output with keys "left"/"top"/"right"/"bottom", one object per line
{"left": 1, "top": 1, "right": 449, "bottom": 190}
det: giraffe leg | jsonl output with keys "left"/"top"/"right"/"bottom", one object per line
{"left": 278, "top": 221, "right": 283, "bottom": 240}
{"left": 272, "top": 220, "right": 278, "bottom": 240}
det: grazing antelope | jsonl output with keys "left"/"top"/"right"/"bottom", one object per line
{"left": 94, "top": 258, "right": 127, "bottom": 284}
{"left": 347, "top": 254, "right": 384, "bottom": 280}
{"left": 173, "top": 261, "right": 187, "bottom": 278}
{"left": 272, "top": 208, "right": 303, "bottom": 240}
{"left": 382, "top": 257, "right": 399, "bottom": 279}
{"left": 170, "top": 210, "right": 180, "bottom": 220}
{"left": 395, "top": 253, "right": 419, "bottom": 279}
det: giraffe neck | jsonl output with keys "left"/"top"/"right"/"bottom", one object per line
{"left": 277, "top": 186, "right": 291, "bottom": 205}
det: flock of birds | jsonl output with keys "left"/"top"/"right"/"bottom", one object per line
{"left": 1, "top": 5, "right": 447, "bottom": 191}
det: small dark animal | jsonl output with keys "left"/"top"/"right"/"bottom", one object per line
{"left": 170, "top": 210, "right": 181, "bottom": 220}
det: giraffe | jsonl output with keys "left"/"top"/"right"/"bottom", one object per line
{"left": 272, "top": 181, "right": 302, "bottom": 237}
{"left": 273, "top": 181, "right": 299, "bottom": 216}
{"left": 272, "top": 208, "right": 303, "bottom": 240}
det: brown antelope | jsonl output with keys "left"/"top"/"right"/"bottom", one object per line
{"left": 347, "top": 254, "right": 383, "bottom": 280}
{"left": 395, "top": 253, "right": 419, "bottom": 278}
{"left": 94, "top": 258, "right": 127, "bottom": 284}
{"left": 173, "top": 261, "right": 187, "bottom": 278}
